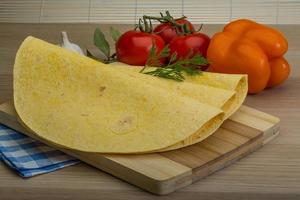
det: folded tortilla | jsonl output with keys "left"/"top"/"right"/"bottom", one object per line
{"left": 110, "top": 62, "right": 247, "bottom": 119}
{"left": 109, "top": 63, "right": 247, "bottom": 150}
{"left": 14, "top": 36, "right": 247, "bottom": 153}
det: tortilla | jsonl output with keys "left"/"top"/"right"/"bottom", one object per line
{"left": 14, "top": 36, "right": 247, "bottom": 153}
{"left": 110, "top": 62, "right": 247, "bottom": 117}
{"left": 109, "top": 63, "right": 247, "bottom": 150}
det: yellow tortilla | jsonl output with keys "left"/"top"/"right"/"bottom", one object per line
{"left": 109, "top": 63, "right": 247, "bottom": 150}
{"left": 14, "top": 36, "right": 247, "bottom": 153}
{"left": 110, "top": 62, "right": 247, "bottom": 119}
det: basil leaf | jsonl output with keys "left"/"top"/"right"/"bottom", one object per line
{"left": 110, "top": 27, "right": 121, "bottom": 42}
{"left": 85, "top": 48, "right": 106, "bottom": 63}
{"left": 86, "top": 49, "right": 93, "bottom": 58}
{"left": 94, "top": 28, "right": 110, "bottom": 59}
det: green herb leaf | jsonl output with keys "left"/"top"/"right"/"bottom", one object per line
{"left": 159, "top": 45, "right": 170, "bottom": 58}
{"left": 86, "top": 48, "right": 107, "bottom": 63}
{"left": 109, "top": 27, "right": 121, "bottom": 42}
{"left": 149, "top": 44, "right": 156, "bottom": 58}
{"left": 182, "top": 66, "right": 201, "bottom": 75}
{"left": 86, "top": 49, "right": 93, "bottom": 58}
{"left": 144, "top": 68, "right": 185, "bottom": 82}
{"left": 145, "top": 44, "right": 162, "bottom": 67}
{"left": 94, "top": 28, "right": 110, "bottom": 59}
{"left": 141, "top": 45, "right": 209, "bottom": 81}
{"left": 169, "top": 52, "right": 177, "bottom": 63}
{"left": 190, "top": 54, "right": 209, "bottom": 65}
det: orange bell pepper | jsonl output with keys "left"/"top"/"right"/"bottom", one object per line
{"left": 207, "top": 19, "right": 290, "bottom": 94}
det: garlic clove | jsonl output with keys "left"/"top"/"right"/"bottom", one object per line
{"left": 60, "top": 31, "right": 85, "bottom": 55}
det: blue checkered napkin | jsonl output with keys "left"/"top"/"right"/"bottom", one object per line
{"left": 0, "top": 124, "right": 80, "bottom": 177}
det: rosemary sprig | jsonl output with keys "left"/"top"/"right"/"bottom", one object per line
{"left": 140, "top": 46, "right": 209, "bottom": 81}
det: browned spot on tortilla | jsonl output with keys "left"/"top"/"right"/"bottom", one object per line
{"left": 110, "top": 115, "right": 138, "bottom": 135}
{"left": 119, "top": 116, "right": 133, "bottom": 124}
{"left": 99, "top": 86, "right": 106, "bottom": 96}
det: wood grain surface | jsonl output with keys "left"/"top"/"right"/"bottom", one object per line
{"left": 0, "top": 23, "right": 299, "bottom": 199}
{"left": 0, "top": 101, "right": 279, "bottom": 195}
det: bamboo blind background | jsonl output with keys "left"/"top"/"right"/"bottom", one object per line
{"left": 0, "top": 0, "right": 299, "bottom": 24}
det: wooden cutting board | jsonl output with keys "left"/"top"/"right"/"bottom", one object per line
{"left": 0, "top": 101, "right": 279, "bottom": 195}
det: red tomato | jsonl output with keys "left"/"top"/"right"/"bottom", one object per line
{"left": 169, "top": 33, "right": 210, "bottom": 70}
{"left": 169, "top": 33, "right": 210, "bottom": 59}
{"left": 154, "top": 19, "right": 195, "bottom": 43}
{"left": 116, "top": 30, "right": 165, "bottom": 66}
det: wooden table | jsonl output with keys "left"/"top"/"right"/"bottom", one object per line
{"left": 0, "top": 23, "right": 299, "bottom": 200}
